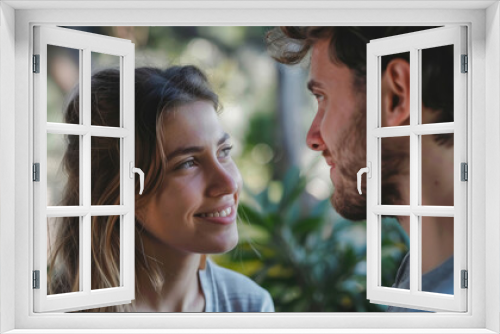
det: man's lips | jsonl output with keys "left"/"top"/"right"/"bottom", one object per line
{"left": 323, "top": 154, "right": 335, "bottom": 168}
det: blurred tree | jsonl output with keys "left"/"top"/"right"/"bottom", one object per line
{"left": 214, "top": 166, "right": 409, "bottom": 312}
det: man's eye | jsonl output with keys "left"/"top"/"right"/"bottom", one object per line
{"left": 218, "top": 146, "right": 233, "bottom": 158}
{"left": 176, "top": 159, "right": 195, "bottom": 170}
{"left": 314, "top": 94, "right": 324, "bottom": 102}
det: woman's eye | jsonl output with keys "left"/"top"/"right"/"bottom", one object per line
{"left": 176, "top": 159, "right": 195, "bottom": 170}
{"left": 219, "top": 146, "right": 233, "bottom": 158}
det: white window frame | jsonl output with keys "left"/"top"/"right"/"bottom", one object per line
{"left": 365, "top": 26, "right": 468, "bottom": 312}
{"left": 0, "top": 1, "right": 499, "bottom": 333}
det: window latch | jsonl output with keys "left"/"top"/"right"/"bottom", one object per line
{"left": 357, "top": 162, "right": 371, "bottom": 195}
{"left": 129, "top": 162, "right": 144, "bottom": 195}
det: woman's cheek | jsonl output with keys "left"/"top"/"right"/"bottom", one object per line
{"left": 229, "top": 162, "right": 243, "bottom": 194}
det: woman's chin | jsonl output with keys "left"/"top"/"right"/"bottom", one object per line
{"left": 205, "top": 233, "right": 239, "bottom": 254}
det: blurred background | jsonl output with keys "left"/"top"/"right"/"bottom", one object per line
{"left": 47, "top": 26, "right": 409, "bottom": 312}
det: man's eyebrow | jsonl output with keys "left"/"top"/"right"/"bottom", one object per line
{"left": 166, "top": 133, "right": 231, "bottom": 161}
{"left": 307, "top": 79, "right": 323, "bottom": 92}
{"left": 218, "top": 132, "right": 231, "bottom": 146}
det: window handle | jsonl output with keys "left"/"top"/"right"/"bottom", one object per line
{"left": 129, "top": 162, "right": 145, "bottom": 195}
{"left": 357, "top": 162, "right": 371, "bottom": 195}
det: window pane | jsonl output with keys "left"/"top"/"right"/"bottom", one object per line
{"left": 420, "top": 216, "right": 454, "bottom": 295}
{"left": 380, "top": 52, "right": 410, "bottom": 128}
{"left": 91, "top": 216, "right": 121, "bottom": 289}
{"left": 381, "top": 137, "right": 410, "bottom": 205}
{"left": 420, "top": 45, "right": 454, "bottom": 124}
{"left": 421, "top": 134, "right": 454, "bottom": 206}
{"left": 47, "top": 44, "right": 80, "bottom": 124}
{"left": 91, "top": 52, "right": 121, "bottom": 127}
{"left": 381, "top": 216, "right": 410, "bottom": 289}
{"left": 47, "top": 133, "right": 80, "bottom": 206}
{"left": 47, "top": 216, "right": 80, "bottom": 295}
{"left": 91, "top": 137, "right": 121, "bottom": 205}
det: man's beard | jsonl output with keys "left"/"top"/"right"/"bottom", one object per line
{"left": 330, "top": 96, "right": 406, "bottom": 221}
{"left": 330, "top": 102, "right": 368, "bottom": 221}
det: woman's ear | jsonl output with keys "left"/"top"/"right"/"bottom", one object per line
{"left": 381, "top": 58, "right": 411, "bottom": 127}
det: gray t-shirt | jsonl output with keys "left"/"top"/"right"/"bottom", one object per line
{"left": 386, "top": 253, "right": 454, "bottom": 312}
{"left": 199, "top": 259, "right": 275, "bottom": 312}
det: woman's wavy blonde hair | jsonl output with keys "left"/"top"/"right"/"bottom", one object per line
{"left": 47, "top": 66, "right": 219, "bottom": 312}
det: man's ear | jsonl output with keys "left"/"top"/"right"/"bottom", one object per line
{"left": 381, "top": 58, "right": 411, "bottom": 127}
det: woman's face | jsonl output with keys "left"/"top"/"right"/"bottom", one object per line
{"left": 140, "top": 100, "right": 242, "bottom": 254}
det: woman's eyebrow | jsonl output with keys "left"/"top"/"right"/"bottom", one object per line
{"left": 166, "top": 133, "right": 231, "bottom": 161}
{"left": 166, "top": 146, "right": 204, "bottom": 161}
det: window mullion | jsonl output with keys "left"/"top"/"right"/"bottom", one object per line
{"left": 409, "top": 47, "right": 420, "bottom": 295}
{"left": 78, "top": 48, "right": 85, "bottom": 292}
{"left": 82, "top": 47, "right": 92, "bottom": 294}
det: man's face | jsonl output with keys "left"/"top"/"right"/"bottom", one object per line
{"left": 306, "top": 39, "right": 367, "bottom": 220}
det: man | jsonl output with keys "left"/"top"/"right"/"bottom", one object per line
{"left": 267, "top": 27, "right": 455, "bottom": 311}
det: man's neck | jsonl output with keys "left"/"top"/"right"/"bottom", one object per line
{"left": 397, "top": 215, "right": 454, "bottom": 274}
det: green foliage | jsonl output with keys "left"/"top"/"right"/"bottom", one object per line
{"left": 214, "top": 166, "right": 408, "bottom": 312}
{"left": 243, "top": 112, "right": 277, "bottom": 152}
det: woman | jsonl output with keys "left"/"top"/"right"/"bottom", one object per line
{"left": 48, "top": 65, "right": 274, "bottom": 312}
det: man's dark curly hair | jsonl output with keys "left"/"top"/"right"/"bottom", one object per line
{"left": 267, "top": 27, "right": 453, "bottom": 146}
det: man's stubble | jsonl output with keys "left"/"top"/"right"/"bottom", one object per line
{"left": 330, "top": 91, "right": 368, "bottom": 221}
{"left": 331, "top": 88, "right": 406, "bottom": 221}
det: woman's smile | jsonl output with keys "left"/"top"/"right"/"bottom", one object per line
{"left": 195, "top": 204, "right": 237, "bottom": 225}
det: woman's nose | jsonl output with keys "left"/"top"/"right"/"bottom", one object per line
{"left": 206, "top": 163, "right": 239, "bottom": 198}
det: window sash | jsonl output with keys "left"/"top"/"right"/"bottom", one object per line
{"left": 32, "top": 25, "right": 136, "bottom": 313}
{"left": 366, "top": 26, "right": 468, "bottom": 312}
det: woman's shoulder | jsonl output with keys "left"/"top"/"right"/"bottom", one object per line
{"left": 200, "top": 258, "right": 274, "bottom": 312}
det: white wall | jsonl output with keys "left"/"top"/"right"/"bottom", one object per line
{"left": 0, "top": 2, "right": 16, "bottom": 333}
{"left": 485, "top": 2, "right": 500, "bottom": 333}
{"left": 5, "top": 3, "right": 498, "bottom": 332}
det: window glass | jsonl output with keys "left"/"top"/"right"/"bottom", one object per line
{"left": 381, "top": 216, "right": 410, "bottom": 289}
{"left": 420, "top": 216, "right": 454, "bottom": 295}
{"left": 421, "top": 134, "right": 454, "bottom": 206}
{"left": 91, "top": 52, "right": 121, "bottom": 127}
{"left": 91, "top": 137, "right": 121, "bottom": 206}
{"left": 47, "top": 44, "right": 80, "bottom": 124}
{"left": 47, "top": 133, "right": 80, "bottom": 206}
{"left": 420, "top": 45, "right": 454, "bottom": 124}
{"left": 47, "top": 216, "right": 81, "bottom": 294}
{"left": 91, "top": 216, "right": 121, "bottom": 289}
{"left": 381, "top": 137, "right": 410, "bottom": 205}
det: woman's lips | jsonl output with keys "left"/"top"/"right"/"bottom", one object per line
{"left": 195, "top": 205, "right": 237, "bottom": 225}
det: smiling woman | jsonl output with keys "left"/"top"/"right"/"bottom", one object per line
{"left": 141, "top": 101, "right": 241, "bottom": 256}
{"left": 48, "top": 65, "right": 274, "bottom": 312}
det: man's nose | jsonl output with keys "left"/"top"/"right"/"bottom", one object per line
{"left": 206, "top": 162, "right": 239, "bottom": 198}
{"left": 306, "top": 112, "right": 326, "bottom": 151}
